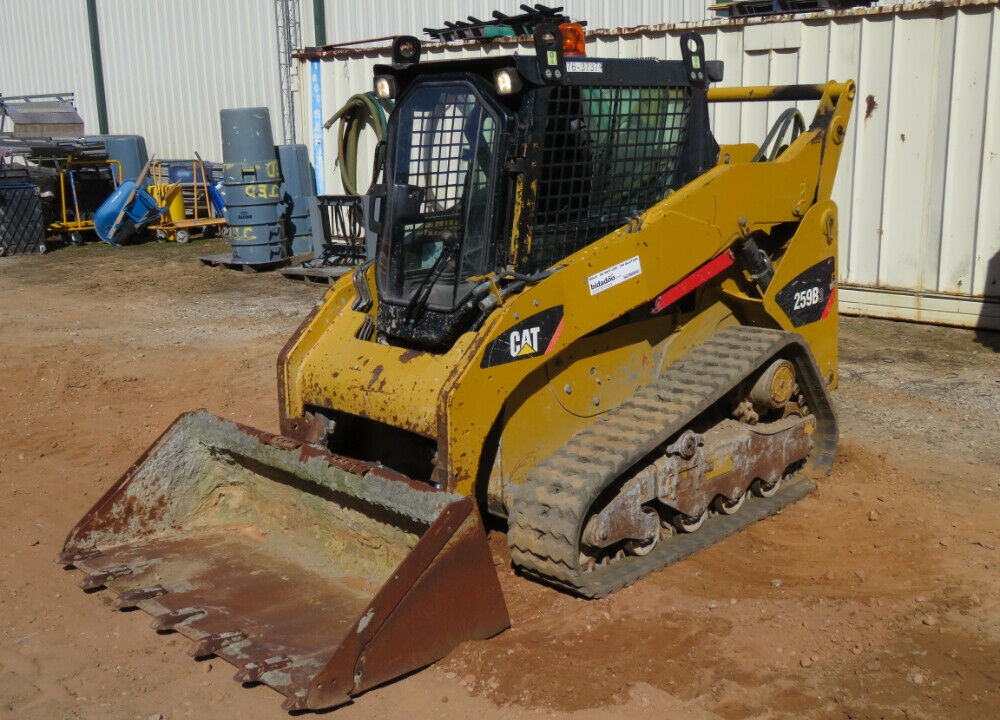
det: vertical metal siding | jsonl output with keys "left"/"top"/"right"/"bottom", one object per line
{"left": 0, "top": 0, "right": 98, "bottom": 133}
{"left": 845, "top": 14, "right": 890, "bottom": 287}
{"left": 312, "top": 1, "right": 896, "bottom": 45}
{"left": 824, "top": 16, "right": 862, "bottom": 285}
{"left": 941, "top": 6, "right": 992, "bottom": 295}
{"left": 94, "top": 0, "right": 283, "bottom": 160}
{"left": 316, "top": 0, "right": 714, "bottom": 47}
{"left": 977, "top": 10, "right": 1000, "bottom": 299}
{"left": 2, "top": 2, "right": 995, "bottom": 325}
{"left": 880, "top": 14, "right": 936, "bottom": 290}
{"left": 301, "top": 1, "right": 1000, "bottom": 328}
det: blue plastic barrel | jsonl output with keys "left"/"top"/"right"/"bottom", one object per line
{"left": 101, "top": 135, "right": 149, "bottom": 185}
{"left": 276, "top": 144, "right": 316, "bottom": 256}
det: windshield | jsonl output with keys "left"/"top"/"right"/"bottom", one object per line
{"left": 380, "top": 83, "right": 499, "bottom": 309}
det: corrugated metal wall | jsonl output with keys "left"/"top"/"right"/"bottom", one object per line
{"left": 300, "top": 1, "right": 1000, "bottom": 328}
{"left": 0, "top": 1, "right": 885, "bottom": 156}
{"left": 94, "top": 0, "right": 283, "bottom": 160}
{"left": 301, "top": 0, "right": 714, "bottom": 46}
{"left": 0, "top": 0, "right": 723, "bottom": 156}
{"left": 0, "top": 0, "right": 283, "bottom": 161}
{"left": 2, "top": 0, "right": 995, "bottom": 326}
{"left": 836, "top": 2, "right": 1000, "bottom": 325}
{"left": 0, "top": 0, "right": 98, "bottom": 131}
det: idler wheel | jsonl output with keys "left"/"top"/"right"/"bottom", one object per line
{"left": 672, "top": 509, "right": 707, "bottom": 533}
{"left": 713, "top": 491, "right": 746, "bottom": 515}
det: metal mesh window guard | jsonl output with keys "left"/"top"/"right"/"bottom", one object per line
{"left": 389, "top": 86, "right": 496, "bottom": 305}
{"left": 531, "top": 85, "right": 692, "bottom": 271}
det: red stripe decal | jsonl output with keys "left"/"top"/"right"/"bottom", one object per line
{"left": 820, "top": 285, "right": 837, "bottom": 319}
{"left": 545, "top": 316, "right": 565, "bottom": 355}
{"left": 652, "top": 251, "right": 735, "bottom": 314}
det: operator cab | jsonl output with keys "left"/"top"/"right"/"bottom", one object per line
{"left": 369, "top": 27, "right": 722, "bottom": 350}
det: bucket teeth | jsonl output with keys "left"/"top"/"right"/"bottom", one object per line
{"left": 234, "top": 656, "right": 292, "bottom": 684}
{"left": 56, "top": 547, "right": 102, "bottom": 565}
{"left": 114, "top": 585, "right": 167, "bottom": 609}
{"left": 281, "top": 693, "right": 309, "bottom": 713}
{"left": 79, "top": 564, "right": 133, "bottom": 590}
{"left": 151, "top": 607, "right": 206, "bottom": 631}
{"left": 193, "top": 630, "right": 247, "bottom": 658}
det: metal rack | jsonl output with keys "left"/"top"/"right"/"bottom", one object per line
{"left": 280, "top": 195, "right": 370, "bottom": 284}
{"left": 0, "top": 93, "right": 83, "bottom": 137}
{"left": 423, "top": 3, "right": 583, "bottom": 42}
{"left": 274, "top": 0, "right": 302, "bottom": 144}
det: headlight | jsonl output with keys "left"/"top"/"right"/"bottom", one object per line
{"left": 374, "top": 76, "right": 396, "bottom": 100}
{"left": 494, "top": 68, "right": 522, "bottom": 96}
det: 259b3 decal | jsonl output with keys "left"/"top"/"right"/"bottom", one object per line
{"left": 774, "top": 257, "right": 836, "bottom": 327}
{"left": 792, "top": 286, "right": 823, "bottom": 311}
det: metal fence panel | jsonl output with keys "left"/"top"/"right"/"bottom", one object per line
{"left": 0, "top": 184, "right": 46, "bottom": 255}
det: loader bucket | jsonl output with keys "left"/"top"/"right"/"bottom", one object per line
{"left": 58, "top": 410, "right": 509, "bottom": 712}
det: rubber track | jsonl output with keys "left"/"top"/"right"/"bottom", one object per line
{"left": 507, "top": 325, "right": 837, "bottom": 598}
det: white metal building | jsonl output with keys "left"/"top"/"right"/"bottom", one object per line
{"left": 299, "top": 1, "right": 1000, "bottom": 329}
{"left": 0, "top": 1, "right": 723, "bottom": 156}
{"left": 1, "top": 0, "right": 997, "bottom": 329}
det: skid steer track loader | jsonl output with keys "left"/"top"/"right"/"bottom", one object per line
{"left": 61, "top": 25, "right": 855, "bottom": 712}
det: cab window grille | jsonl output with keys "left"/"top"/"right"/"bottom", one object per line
{"left": 386, "top": 86, "right": 497, "bottom": 306}
{"left": 402, "top": 91, "right": 474, "bottom": 214}
{"left": 530, "top": 85, "right": 692, "bottom": 272}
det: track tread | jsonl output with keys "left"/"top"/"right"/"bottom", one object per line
{"left": 508, "top": 325, "right": 837, "bottom": 598}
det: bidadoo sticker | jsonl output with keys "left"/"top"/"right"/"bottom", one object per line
{"left": 481, "top": 306, "right": 565, "bottom": 368}
{"left": 588, "top": 256, "right": 642, "bottom": 295}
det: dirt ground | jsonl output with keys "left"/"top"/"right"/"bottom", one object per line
{"left": 1, "top": 239, "right": 998, "bottom": 720}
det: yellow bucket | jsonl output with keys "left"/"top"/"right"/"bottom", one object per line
{"left": 148, "top": 183, "right": 185, "bottom": 224}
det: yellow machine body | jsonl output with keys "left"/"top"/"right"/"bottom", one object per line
{"left": 62, "top": 30, "right": 855, "bottom": 711}
{"left": 280, "top": 81, "right": 854, "bottom": 515}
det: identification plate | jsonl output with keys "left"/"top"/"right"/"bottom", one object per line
{"left": 566, "top": 60, "right": 604, "bottom": 74}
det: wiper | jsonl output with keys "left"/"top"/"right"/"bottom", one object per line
{"left": 404, "top": 230, "right": 458, "bottom": 325}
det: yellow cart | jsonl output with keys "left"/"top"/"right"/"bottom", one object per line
{"left": 47, "top": 156, "right": 122, "bottom": 245}
{"left": 148, "top": 158, "right": 226, "bottom": 243}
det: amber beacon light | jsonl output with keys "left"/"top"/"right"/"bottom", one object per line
{"left": 559, "top": 23, "right": 586, "bottom": 57}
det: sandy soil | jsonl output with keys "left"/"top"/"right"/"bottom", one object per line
{"left": 1, "top": 239, "right": 998, "bottom": 720}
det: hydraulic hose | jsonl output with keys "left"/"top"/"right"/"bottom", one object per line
{"left": 324, "top": 92, "right": 392, "bottom": 196}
